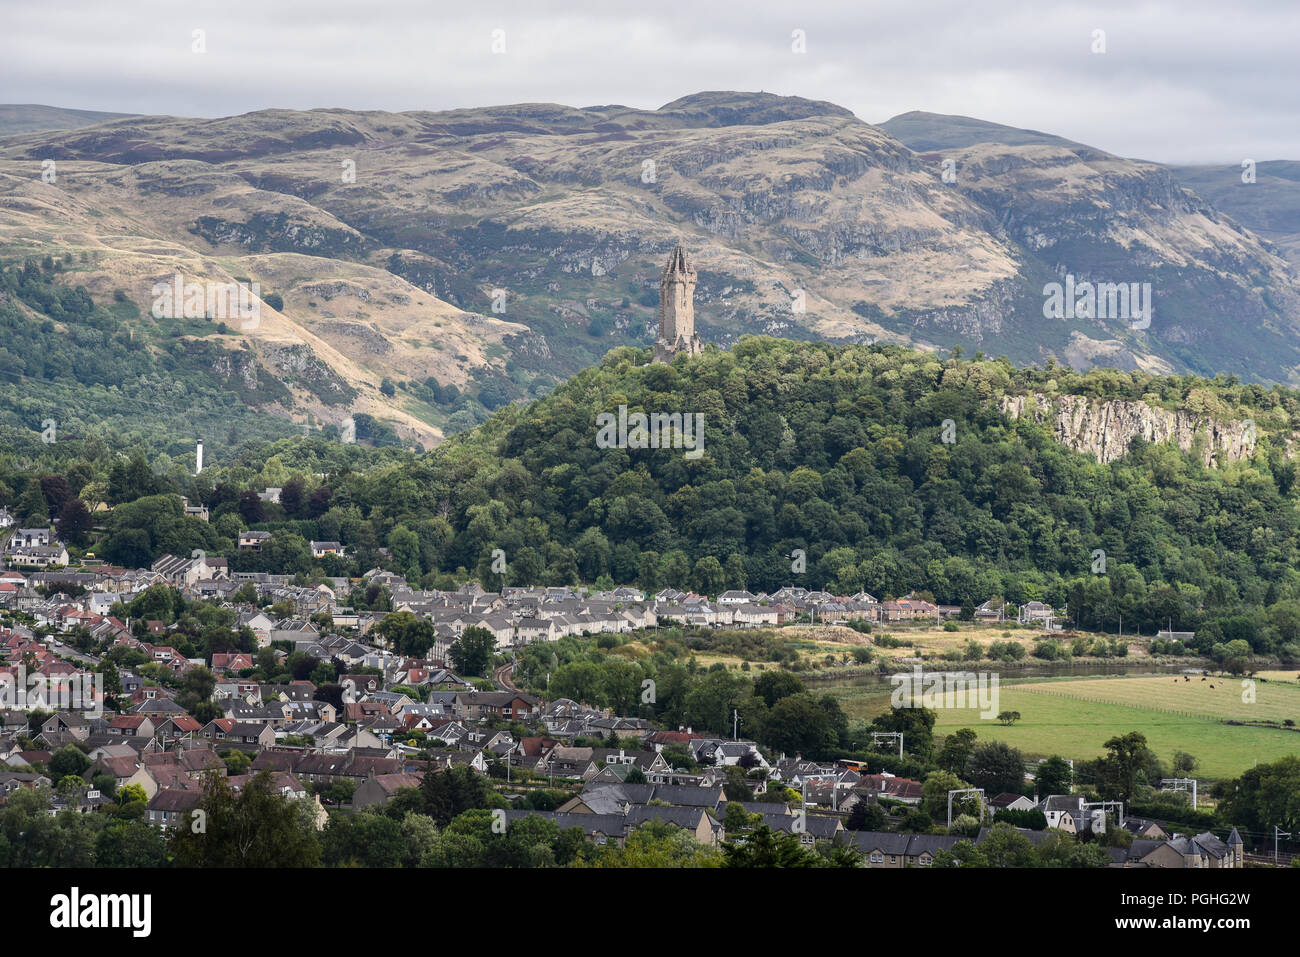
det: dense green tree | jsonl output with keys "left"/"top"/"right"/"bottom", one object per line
{"left": 419, "top": 765, "right": 500, "bottom": 828}
{"left": 95, "top": 820, "right": 168, "bottom": 868}
{"left": 168, "top": 771, "right": 322, "bottom": 867}
{"left": 1214, "top": 754, "right": 1300, "bottom": 838}
{"left": 374, "top": 611, "right": 436, "bottom": 658}
{"left": 321, "top": 810, "right": 407, "bottom": 867}
{"left": 1034, "top": 830, "right": 1112, "bottom": 868}
{"left": 846, "top": 801, "right": 888, "bottom": 831}
{"left": 221, "top": 749, "right": 252, "bottom": 775}
{"left": 763, "top": 694, "right": 840, "bottom": 759}
{"left": 448, "top": 626, "right": 495, "bottom": 677}
{"left": 753, "top": 671, "right": 804, "bottom": 708}
{"left": 722, "top": 825, "right": 820, "bottom": 867}
{"left": 1088, "top": 732, "right": 1163, "bottom": 803}
{"left": 933, "top": 839, "right": 988, "bottom": 868}
{"left": 177, "top": 665, "right": 217, "bottom": 715}
{"left": 937, "top": 728, "right": 978, "bottom": 775}
{"left": 964, "top": 741, "right": 1027, "bottom": 796}
{"left": 871, "top": 705, "right": 937, "bottom": 758}
{"left": 922, "top": 770, "right": 974, "bottom": 823}
{"left": 972, "top": 821, "right": 1038, "bottom": 867}
{"left": 692, "top": 555, "right": 725, "bottom": 596}
{"left": 16, "top": 477, "right": 50, "bottom": 525}
{"left": 1035, "top": 755, "right": 1074, "bottom": 799}
{"left": 0, "top": 789, "right": 98, "bottom": 867}
{"left": 48, "top": 744, "right": 92, "bottom": 785}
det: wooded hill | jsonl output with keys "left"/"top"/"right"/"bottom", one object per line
{"left": 9, "top": 336, "right": 1300, "bottom": 661}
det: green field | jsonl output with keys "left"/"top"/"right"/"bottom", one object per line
{"left": 826, "top": 673, "right": 1300, "bottom": 780}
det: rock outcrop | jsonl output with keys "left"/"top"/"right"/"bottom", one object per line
{"left": 1000, "top": 393, "right": 1257, "bottom": 466}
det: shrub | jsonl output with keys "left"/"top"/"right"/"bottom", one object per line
{"left": 988, "top": 640, "right": 1026, "bottom": 662}
{"left": 994, "top": 807, "right": 1048, "bottom": 829}
{"left": 1033, "top": 640, "right": 1067, "bottom": 661}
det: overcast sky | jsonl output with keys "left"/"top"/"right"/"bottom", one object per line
{"left": 2, "top": 0, "right": 1296, "bottom": 163}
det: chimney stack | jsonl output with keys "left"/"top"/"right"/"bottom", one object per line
{"left": 195, "top": 441, "right": 204, "bottom": 475}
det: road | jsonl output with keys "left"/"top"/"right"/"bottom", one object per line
{"left": 49, "top": 640, "right": 100, "bottom": 667}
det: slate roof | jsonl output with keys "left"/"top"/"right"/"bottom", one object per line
{"left": 842, "top": 830, "right": 963, "bottom": 858}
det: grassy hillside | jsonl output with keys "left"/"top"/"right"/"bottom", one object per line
{"left": 0, "top": 257, "right": 310, "bottom": 458}
{"left": 0, "top": 104, "right": 136, "bottom": 136}
{"left": 878, "top": 110, "right": 1085, "bottom": 151}
{"left": 2, "top": 90, "right": 1299, "bottom": 452}
{"left": 1167, "top": 160, "right": 1300, "bottom": 273}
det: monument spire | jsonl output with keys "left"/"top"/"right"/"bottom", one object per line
{"left": 654, "top": 244, "right": 703, "bottom": 363}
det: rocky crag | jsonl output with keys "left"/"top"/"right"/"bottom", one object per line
{"left": 1001, "top": 392, "right": 1260, "bottom": 466}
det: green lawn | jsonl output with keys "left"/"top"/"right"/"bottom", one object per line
{"left": 824, "top": 673, "right": 1300, "bottom": 780}
{"left": 931, "top": 677, "right": 1300, "bottom": 779}
{"left": 1008, "top": 673, "right": 1300, "bottom": 723}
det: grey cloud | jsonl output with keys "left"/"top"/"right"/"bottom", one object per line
{"left": 1, "top": 0, "right": 1296, "bottom": 162}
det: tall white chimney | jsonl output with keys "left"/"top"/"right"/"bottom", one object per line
{"left": 195, "top": 440, "right": 204, "bottom": 475}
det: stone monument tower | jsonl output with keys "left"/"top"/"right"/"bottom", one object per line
{"left": 653, "top": 244, "right": 703, "bottom": 363}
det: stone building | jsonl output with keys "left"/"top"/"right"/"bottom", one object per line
{"left": 653, "top": 245, "right": 704, "bottom": 362}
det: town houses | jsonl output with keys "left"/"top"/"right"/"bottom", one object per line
{"left": 0, "top": 546, "right": 1234, "bottom": 871}
{"left": 0, "top": 558, "right": 955, "bottom": 643}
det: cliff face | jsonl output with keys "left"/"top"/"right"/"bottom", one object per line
{"left": 1000, "top": 393, "right": 1258, "bottom": 466}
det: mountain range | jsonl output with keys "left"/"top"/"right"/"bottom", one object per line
{"left": 2, "top": 91, "right": 1299, "bottom": 450}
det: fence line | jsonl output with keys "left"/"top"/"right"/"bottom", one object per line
{"left": 1014, "top": 687, "right": 1232, "bottom": 720}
